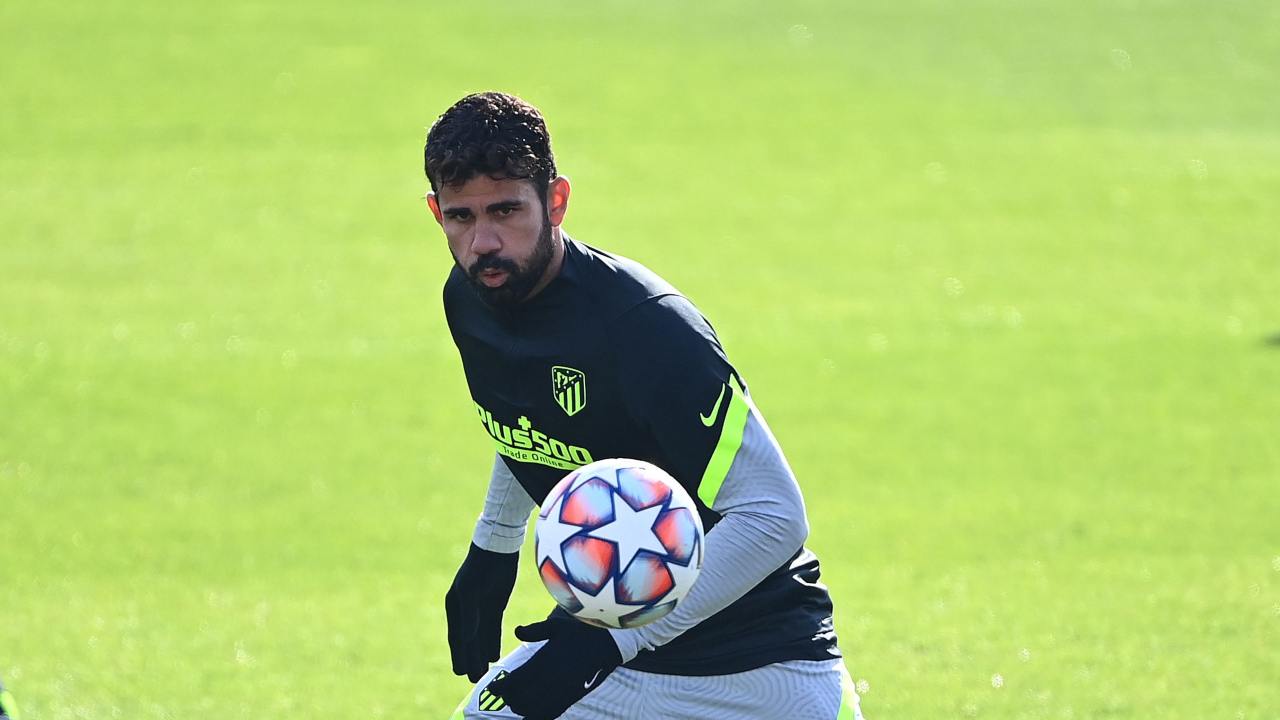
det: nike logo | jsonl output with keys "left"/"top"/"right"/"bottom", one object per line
{"left": 584, "top": 669, "right": 605, "bottom": 689}
{"left": 699, "top": 383, "right": 728, "bottom": 427}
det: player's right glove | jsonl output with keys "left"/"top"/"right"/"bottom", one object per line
{"left": 486, "top": 615, "right": 623, "bottom": 720}
{"left": 445, "top": 542, "right": 520, "bottom": 682}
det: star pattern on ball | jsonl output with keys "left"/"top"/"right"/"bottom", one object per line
{"left": 535, "top": 491, "right": 583, "bottom": 574}
{"left": 664, "top": 555, "right": 701, "bottom": 604}
{"left": 586, "top": 495, "right": 666, "bottom": 572}
{"left": 570, "top": 577, "right": 628, "bottom": 629}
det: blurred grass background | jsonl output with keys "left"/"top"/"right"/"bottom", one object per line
{"left": 2, "top": 0, "right": 1278, "bottom": 717}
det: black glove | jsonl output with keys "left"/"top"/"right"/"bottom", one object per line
{"left": 445, "top": 543, "right": 520, "bottom": 682}
{"left": 487, "top": 615, "right": 624, "bottom": 720}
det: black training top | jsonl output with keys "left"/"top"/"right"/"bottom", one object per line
{"left": 443, "top": 236, "right": 838, "bottom": 676}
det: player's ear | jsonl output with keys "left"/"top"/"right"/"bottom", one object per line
{"left": 546, "top": 176, "right": 571, "bottom": 227}
{"left": 426, "top": 192, "right": 443, "bottom": 225}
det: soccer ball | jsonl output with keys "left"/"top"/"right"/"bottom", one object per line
{"left": 534, "top": 458, "right": 704, "bottom": 629}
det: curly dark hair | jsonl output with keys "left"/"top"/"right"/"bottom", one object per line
{"left": 424, "top": 92, "right": 557, "bottom": 205}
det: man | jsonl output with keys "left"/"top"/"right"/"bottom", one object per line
{"left": 427, "top": 92, "right": 864, "bottom": 720}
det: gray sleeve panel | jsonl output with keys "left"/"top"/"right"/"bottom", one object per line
{"left": 608, "top": 405, "right": 809, "bottom": 662}
{"left": 470, "top": 454, "right": 536, "bottom": 554}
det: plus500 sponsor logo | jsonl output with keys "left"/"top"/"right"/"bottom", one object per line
{"left": 475, "top": 404, "right": 594, "bottom": 469}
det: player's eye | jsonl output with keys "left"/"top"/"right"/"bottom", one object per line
{"left": 495, "top": 206, "right": 516, "bottom": 217}
{"left": 445, "top": 211, "right": 472, "bottom": 222}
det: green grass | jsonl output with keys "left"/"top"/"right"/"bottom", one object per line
{"left": 2, "top": 0, "right": 1278, "bottom": 717}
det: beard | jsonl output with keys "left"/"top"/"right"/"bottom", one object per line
{"left": 460, "top": 217, "right": 555, "bottom": 308}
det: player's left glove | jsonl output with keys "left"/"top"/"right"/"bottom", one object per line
{"left": 445, "top": 543, "right": 520, "bottom": 682}
{"left": 486, "top": 615, "right": 623, "bottom": 720}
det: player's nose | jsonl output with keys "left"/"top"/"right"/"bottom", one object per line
{"left": 470, "top": 223, "right": 501, "bottom": 255}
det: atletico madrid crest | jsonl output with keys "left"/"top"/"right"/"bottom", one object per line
{"left": 552, "top": 365, "right": 586, "bottom": 417}
{"left": 478, "top": 670, "right": 509, "bottom": 711}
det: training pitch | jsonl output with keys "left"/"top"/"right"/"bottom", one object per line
{"left": 1, "top": 0, "right": 1277, "bottom": 717}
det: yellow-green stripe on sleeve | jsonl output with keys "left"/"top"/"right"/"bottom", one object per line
{"left": 697, "top": 377, "right": 751, "bottom": 508}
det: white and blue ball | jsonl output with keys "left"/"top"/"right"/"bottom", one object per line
{"left": 534, "top": 458, "right": 704, "bottom": 629}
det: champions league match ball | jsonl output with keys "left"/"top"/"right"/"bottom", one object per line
{"left": 535, "top": 458, "right": 705, "bottom": 629}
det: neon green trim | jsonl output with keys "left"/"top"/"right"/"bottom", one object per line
{"left": 697, "top": 376, "right": 750, "bottom": 509}
{"left": 837, "top": 691, "right": 857, "bottom": 720}
{"left": 837, "top": 665, "right": 861, "bottom": 720}
{"left": 1, "top": 690, "right": 21, "bottom": 720}
{"left": 446, "top": 690, "right": 467, "bottom": 720}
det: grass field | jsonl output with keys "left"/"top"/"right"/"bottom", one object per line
{"left": 2, "top": 0, "right": 1278, "bottom": 718}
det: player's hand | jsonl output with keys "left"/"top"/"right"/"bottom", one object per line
{"left": 445, "top": 543, "right": 520, "bottom": 682}
{"left": 486, "top": 616, "right": 623, "bottom": 720}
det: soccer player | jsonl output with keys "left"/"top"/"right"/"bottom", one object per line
{"left": 427, "top": 92, "right": 864, "bottom": 720}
